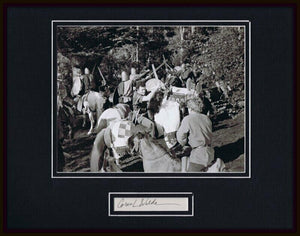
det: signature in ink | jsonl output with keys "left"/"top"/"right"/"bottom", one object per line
{"left": 116, "top": 198, "right": 180, "bottom": 209}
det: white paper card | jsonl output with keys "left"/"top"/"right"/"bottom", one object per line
{"left": 113, "top": 197, "right": 189, "bottom": 212}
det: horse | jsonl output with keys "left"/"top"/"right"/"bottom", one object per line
{"left": 133, "top": 133, "right": 182, "bottom": 172}
{"left": 90, "top": 120, "right": 226, "bottom": 173}
{"left": 90, "top": 120, "right": 137, "bottom": 172}
{"left": 149, "top": 86, "right": 198, "bottom": 149}
{"left": 132, "top": 132, "right": 225, "bottom": 173}
{"left": 70, "top": 67, "right": 111, "bottom": 135}
{"left": 94, "top": 103, "right": 131, "bottom": 134}
{"left": 76, "top": 91, "right": 107, "bottom": 135}
{"left": 90, "top": 120, "right": 182, "bottom": 172}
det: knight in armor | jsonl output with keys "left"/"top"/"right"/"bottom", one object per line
{"left": 117, "top": 71, "right": 133, "bottom": 105}
{"left": 86, "top": 67, "right": 97, "bottom": 91}
{"left": 81, "top": 67, "right": 92, "bottom": 94}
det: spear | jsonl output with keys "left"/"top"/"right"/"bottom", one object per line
{"left": 152, "top": 64, "right": 159, "bottom": 80}
{"left": 91, "top": 63, "right": 97, "bottom": 75}
{"left": 97, "top": 66, "right": 107, "bottom": 86}
{"left": 143, "top": 61, "right": 166, "bottom": 79}
{"left": 163, "top": 55, "right": 173, "bottom": 70}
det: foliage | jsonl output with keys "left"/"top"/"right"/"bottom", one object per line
{"left": 56, "top": 26, "right": 245, "bottom": 98}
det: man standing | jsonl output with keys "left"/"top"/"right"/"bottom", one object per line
{"left": 176, "top": 98, "right": 214, "bottom": 172}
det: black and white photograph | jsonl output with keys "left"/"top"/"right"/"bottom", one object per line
{"left": 53, "top": 21, "right": 250, "bottom": 176}
{"left": 5, "top": 4, "right": 296, "bottom": 232}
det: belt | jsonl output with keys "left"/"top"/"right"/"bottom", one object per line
{"left": 192, "top": 144, "right": 211, "bottom": 149}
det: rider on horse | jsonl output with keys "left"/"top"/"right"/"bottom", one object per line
{"left": 82, "top": 67, "right": 96, "bottom": 93}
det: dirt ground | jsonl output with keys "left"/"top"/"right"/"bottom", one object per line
{"left": 61, "top": 111, "right": 245, "bottom": 173}
{"left": 212, "top": 111, "right": 245, "bottom": 172}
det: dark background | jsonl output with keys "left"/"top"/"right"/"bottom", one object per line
{"left": 6, "top": 6, "right": 294, "bottom": 230}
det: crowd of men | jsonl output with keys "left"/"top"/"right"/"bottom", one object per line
{"left": 64, "top": 62, "right": 231, "bottom": 172}
{"left": 112, "top": 64, "right": 215, "bottom": 172}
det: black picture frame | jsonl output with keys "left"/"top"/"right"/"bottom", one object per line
{"left": 2, "top": 1, "right": 299, "bottom": 233}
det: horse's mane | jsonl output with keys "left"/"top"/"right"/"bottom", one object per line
{"left": 130, "top": 130, "right": 180, "bottom": 161}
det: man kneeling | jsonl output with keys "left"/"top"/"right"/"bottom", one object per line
{"left": 176, "top": 98, "right": 214, "bottom": 172}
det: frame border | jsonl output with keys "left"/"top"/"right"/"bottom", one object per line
{"left": 51, "top": 20, "right": 251, "bottom": 179}
{"left": 2, "top": 2, "right": 298, "bottom": 234}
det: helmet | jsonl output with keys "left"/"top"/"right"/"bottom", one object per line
{"left": 131, "top": 68, "right": 136, "bottom": 75}
{"left": 121, "top": 71, "right": 129, "bottom": 82}
{"left": 84, "top": 67, "right": 90, "bottom": 74}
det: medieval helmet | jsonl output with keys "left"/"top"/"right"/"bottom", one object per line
{"left": 121, "top": 71, "right": 129, "bottom": 82}
{"left": 131, "top": 67, "right": 136, "bottom": 75}
{"left": 84, "top": 67, "right": 90, "bottom": 74}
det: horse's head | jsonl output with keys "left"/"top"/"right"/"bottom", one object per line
{"left": 128, "top": 125, "right": 149, "bottom": 153}
{"left": 129, "top": 129, "right": 168, "bottom": 161}
{"left": 97, "top": 90, "right": 111, "bottom": 111}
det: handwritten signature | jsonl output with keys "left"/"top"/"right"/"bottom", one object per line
{"left": 116, "top": 198, "right": 180, "bottom": 209}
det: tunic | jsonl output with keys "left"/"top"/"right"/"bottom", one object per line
{"left": 176, "top": 113, "right": 214, "bottom": 166}
{"left": 117, "top": 80, "right": 133, "bottom": 103}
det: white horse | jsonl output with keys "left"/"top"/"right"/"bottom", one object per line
{"left": 94, "top": 103, "right": 131, "bottom": 134}
{"left": 76, "top": 91, "right": 107, "bottom": 135}
{"left": 70, "top": 67, "right": 109, "bottom": 135}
